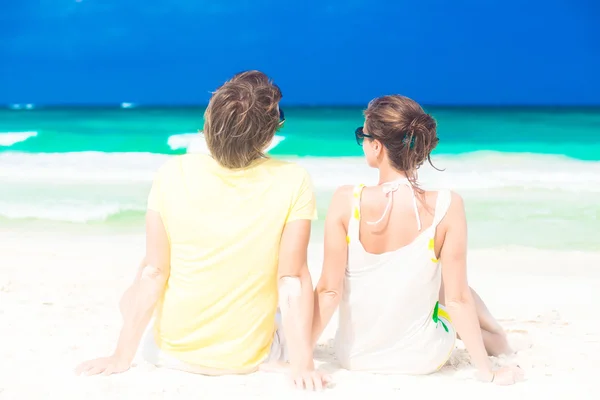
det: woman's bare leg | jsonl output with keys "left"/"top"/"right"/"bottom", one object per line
{"left": 469, "top": 288, "right": 513, "bottom": 356}
{"left": 440, "top": 283, "right": 512, "bottom": 356}
{"left": 470, "top": 289, "right": 503, "bottom": 333}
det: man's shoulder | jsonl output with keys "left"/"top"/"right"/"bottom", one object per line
{"left": 154, "top": 155, "right": 184, "bottom": 177}
{"left": 157, "top": 153, "right": 214, "bottom": 174}
{"left": 263, "top": 158, "right": 311, "bottom": 181}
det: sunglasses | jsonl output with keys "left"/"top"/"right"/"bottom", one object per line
{"left": 354, "top": 126, "right": 374, "bottom": 146}
{"left": 278, "top": 108, "right": 285, "bottom": 127}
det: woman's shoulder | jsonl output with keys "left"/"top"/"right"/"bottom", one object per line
{"left": 447, "top": 190, "right": 464, "bottom": 205}
{"left": 433, "top": 190, "right": 466, "bottom": 227}
{"left": 445, "top": 190, "right": 465, "bottom": 216}
{"left": 422, "top": 189, "right": 463, "bottom": 205}
{"left": 333, "top": 185, "right": 356, "bottom": 198}
{"left": 432, "top": 190, "right": 464, "bottom": 209}
{"left": 330, "top": 185, "right": 357, "bottom": 208}
{"left": 332, "top": 183, "right": 373, "bottom": 204}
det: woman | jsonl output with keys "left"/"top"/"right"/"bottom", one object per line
{"left": 311, "top": 95, "right": 523, "bottom": 385}
{"left": 76, "top": 71, "right": 328, "bottom": 391}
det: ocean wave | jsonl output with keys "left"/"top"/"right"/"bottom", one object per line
{"left": 167, "top": 132, "right": 285, "bottom": 153}
{"left": 0, "top": 201, "right": 145, "bottom": 223}
{"left": 1, "top": 150, "right": 599, "bottom": 192}
{"left": 0, "top": 131, "right": 38, "bottom": 147}
{"left": 292, "top": 151, "right": 600, "bottom": 193}
{"left": 421, "top": 151, "right": 600, "bottom": 193}
{"left": 0, "top": 151, "right": 169, "bottom": 183}
{"left": 1, "top": 150, "right": 599, "bottom": 225}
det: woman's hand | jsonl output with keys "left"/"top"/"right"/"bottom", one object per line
{"left": 491, "top": 366, "right": 525, "bottom": 385}
{"left": 478, "top": 366, "right": 524, "bottom": 385}
{"left": 75, "top": 354, "right": 132, "bottom": 376}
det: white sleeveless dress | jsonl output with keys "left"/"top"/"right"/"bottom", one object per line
{"left": 334, "top": 181, "right": 456, "bottom": 374}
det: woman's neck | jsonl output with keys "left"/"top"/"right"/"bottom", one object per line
{"left": 377, "top": 165, "right": 409, "bottom": 185}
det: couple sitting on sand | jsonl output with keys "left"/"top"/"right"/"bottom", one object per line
{"left": 76, "top": 71, "right": 523, "bottom": 389}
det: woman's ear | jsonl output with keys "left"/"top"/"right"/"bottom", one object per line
{"left": 372, "top": 139, "right": 383, "bottom": 156}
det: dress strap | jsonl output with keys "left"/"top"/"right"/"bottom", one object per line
{"left": 347, "top": 184, "right": 365, "bottom": 244}
{"left": 365, "top": 179, "right": 422, "bottom": 231}
{"left": 432, "top": 190, "right": 452, "bottom": 228}
{"left": 351, "top": 184, "right": 365, "bottom": 221}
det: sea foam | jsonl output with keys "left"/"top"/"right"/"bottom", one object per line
{"left": 295, "top": 151, "right": 600, "bottom": 194}
{"left": 1, "top": 149, "right": 598, "bottom": 252}
{"left": 0, "top": 151, "right": 168, "bottom": 183}
{"left": 1, "top": 150, "right": 599, "bottom": 193}
{"left": 0, "top": 201, "right": 144, "bottom": 223}
{"left": 0, "top": 131, "right": 38, "bottom": 147}
{"left": 167, "top": 132, "right": 285, "bottom": 153}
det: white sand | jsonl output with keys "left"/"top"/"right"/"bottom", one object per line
{"left": 1, "top": 229, "right": 598, "bottom": 399}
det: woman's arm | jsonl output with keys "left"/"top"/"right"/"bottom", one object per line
{"left": 76, "top": 210, "right": 170, "bottom": 376}
{"left": 311, "top": 186, "right": 351, "bottom": 347}
{"left": 439, "top": 192, "right": 494, "bottom": 381}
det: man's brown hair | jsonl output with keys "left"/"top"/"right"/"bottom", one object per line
{"left": 203, "top": 70, "right": 282, "bottom": 169}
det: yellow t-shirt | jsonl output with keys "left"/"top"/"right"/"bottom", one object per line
{"left": 147, "top": 153, "right": 317, "bottom": 370}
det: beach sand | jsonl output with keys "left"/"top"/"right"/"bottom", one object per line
{"left": 1, "top": 229, "right": 598, "bottom": 399}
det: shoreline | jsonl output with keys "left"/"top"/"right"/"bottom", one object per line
{"left": 3, "top": 227, "right": 600, "bottom": 254}
{"left": 3, "top": 218, "right": 599, "bottom": 252}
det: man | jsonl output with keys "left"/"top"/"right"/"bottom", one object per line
{"left": 76, "top": 71, "right": 328, "bottom": 390}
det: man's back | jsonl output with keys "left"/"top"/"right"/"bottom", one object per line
{"left": 147, "top": 153, "right": 316, "bottom": 370}
{"left": 77, "top": 71, "right": 329, "bottom": 390}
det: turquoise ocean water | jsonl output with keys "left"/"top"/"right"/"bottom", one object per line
{"left": 1, "top": 107, "right": 599, "bottom": 251}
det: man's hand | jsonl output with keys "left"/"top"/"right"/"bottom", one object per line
{"left": 75, "top": 354, "right": 131, "bottom": 376}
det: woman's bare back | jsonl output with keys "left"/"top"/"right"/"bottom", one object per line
{"left": 356, "top": 185, "right": 446, "bottom": 257}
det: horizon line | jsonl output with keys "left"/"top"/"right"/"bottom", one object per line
{"left": 4, "top": 103, "right": 600, "bottom": 110}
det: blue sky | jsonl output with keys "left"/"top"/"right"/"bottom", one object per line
{"left": 1, "top": 0, "right": 599, "bottom": 105}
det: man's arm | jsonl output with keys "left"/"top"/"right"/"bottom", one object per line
{"left": 277, "top": 219, "right": 327, "bottom": 390}
{"left": 114, "top": 210, "right": 170, "bottom": 360}
{"left": 76, "top": 210, "right": 170, "bottom": 376}
{"left": 118, "top": 256, "right": 151, "bottom": 317}
{"left": 277, "top": 219, "right": 314, "bottom": 369}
